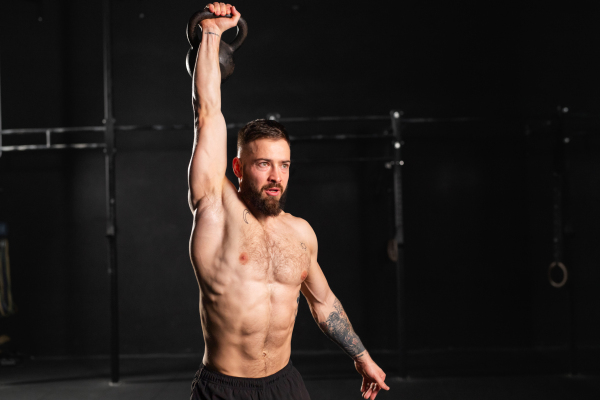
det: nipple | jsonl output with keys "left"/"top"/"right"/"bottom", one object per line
{"left": 300, "top": 270, "right": 308, "bottom": 281}
{"left": 239, "top": 252, "right": 249, "bottom": 265}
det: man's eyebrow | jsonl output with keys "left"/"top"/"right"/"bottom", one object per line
{"left": 255, "top": 158, "right": 291, "bottom": 163}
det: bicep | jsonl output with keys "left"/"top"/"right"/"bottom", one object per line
{"left": 299, "top": 221, "right": 335, "bottom": 313}
{"left": 188, "top": 112, "right": 228, "bottom": 209}
{"left": 301, "top": 259, "right": 334, "bottom": 309}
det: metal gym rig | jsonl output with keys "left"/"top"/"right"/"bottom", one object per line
{"left": 0, "top": 0, "right": 584, "bottom": 384}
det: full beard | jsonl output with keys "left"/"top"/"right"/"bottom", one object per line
{"left": 239, "top": 181, "right": 288, "bottom": 217}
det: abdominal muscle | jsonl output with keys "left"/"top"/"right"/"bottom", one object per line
{"left": 197, "top": 264, "right": 300, "bottom": 378}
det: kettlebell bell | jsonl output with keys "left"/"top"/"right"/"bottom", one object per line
{"left": 186, "top": 9, "right": 248, "bottom": 82}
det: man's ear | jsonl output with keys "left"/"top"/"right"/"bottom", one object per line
{"left": 233, "top": 157, "right": 242, "bottom": 179}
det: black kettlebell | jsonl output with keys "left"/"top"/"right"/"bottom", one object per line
{"left": 186, "top": 9, "right": 248, "bottom": 82}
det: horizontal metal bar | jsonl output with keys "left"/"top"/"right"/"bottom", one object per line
{"left": 289, "top": 133, "right": 393, "bottom": 141}
{"left": 115, "top": 124, "right": 193, "bottom": 131}
{"left": 291, "top": 156, "right": 393, "bottom": 163}
{"left": 226, "top": 122, "right": 249, "bottom": 130}
{"left": 2, "top": 115, "right": 527, "bottom": 137}
{"left": 402, "top": 117, "right": 485, "bottom": 123}
{"left": 276, "top": 115, "right": 390, "bottom": 123}
{"left": 0, "top": 125, "right": 393, "bottom": 141}
{"left": 1, "top": 126, "right": 105, "bottom": 135}
{"left": 1, "top": 143, "right": 105, "bottom": 151}
{"left": 112, "top": 127, "right": 395, "bottom": 141}
{"left": 2, "top": 124, "right": 226, "bottom": 134}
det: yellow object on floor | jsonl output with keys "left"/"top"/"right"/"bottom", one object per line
{"left": 0, "top": 238, "right": 16, "bottom": 317}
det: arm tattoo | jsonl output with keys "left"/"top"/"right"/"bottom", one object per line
{"left": 317, "top": 298, "right": 366, "bottom": 359}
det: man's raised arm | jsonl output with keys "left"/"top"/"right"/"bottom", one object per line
{"left": 188, "top": 3, "right": 240, "bottom": 212}
{"left": 300, "top": 226, "right": 390, "bottom": 400}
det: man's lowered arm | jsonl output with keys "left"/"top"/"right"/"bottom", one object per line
{"left": 300, "top": 226, "right": 389, "bottom": 399}
{"left": 301, "top": 263, "right": 367, "bottom": 360}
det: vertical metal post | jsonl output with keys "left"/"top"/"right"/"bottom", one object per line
{"left": 103, "top": 0, "right": 119, "bottom": 383}
{"left": 553, "top": 106, "right": 577, "bottom": 375}
{"left": 390, "top": 110, "right": 406, "bottom": 377}
{"left": 1, "top": 49, "right": 3, "bottom": 157}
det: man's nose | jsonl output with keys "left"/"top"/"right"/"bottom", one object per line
{"left": 268, "top": 166, "right": 282, "bottom": 183}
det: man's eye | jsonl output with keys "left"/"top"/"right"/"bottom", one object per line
{"left": 282, "top": 164, "right": 290, "bottom": 169}
{"left": 259, "top": 162, "right": 268, "bottom": 167}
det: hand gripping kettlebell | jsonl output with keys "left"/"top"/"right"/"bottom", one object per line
{"left": 186, "top": 9, "right": 248, "bottom": 82}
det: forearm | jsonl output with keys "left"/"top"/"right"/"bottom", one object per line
{"left": 312, "top": 297, "right": 369, "bottom": 361}
{"left": 193, "top": 26, "right": 222, "bottom": 117}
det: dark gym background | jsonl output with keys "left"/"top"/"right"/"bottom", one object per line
{"left": 1, "top": 0, "right": 599, "bottom": 398}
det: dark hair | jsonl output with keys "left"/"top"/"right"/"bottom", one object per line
{"left": 237, "top": 119, "right": 290, "bottom": 153}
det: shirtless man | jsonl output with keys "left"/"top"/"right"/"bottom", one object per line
{"left": 188, "top": 3, "right": 390, "bottom": 399}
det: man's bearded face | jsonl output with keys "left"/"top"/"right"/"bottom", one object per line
{"left": 239, "top": 178, "right": 288, "bottom": 217}
{"left": 236, "top": 138, "right": 291, "bottom": 217}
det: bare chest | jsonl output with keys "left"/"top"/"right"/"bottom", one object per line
{"left": 239, "top": 225, "right": 310, "bottom": 284}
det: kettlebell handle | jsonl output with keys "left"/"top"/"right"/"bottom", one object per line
{"left": 186, "top": 10, "right": 248, "bottom": 52}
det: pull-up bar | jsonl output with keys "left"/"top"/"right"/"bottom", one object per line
{"left": 1, "top": 114, "right": 487, "bottom": 153}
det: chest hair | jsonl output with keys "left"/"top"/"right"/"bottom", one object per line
{"left": 241, "top": 225, "right": 309, "bottom": 283}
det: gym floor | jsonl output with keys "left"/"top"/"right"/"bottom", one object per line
{"left": 2, "top": 355, "right": 599, "bottom": 400}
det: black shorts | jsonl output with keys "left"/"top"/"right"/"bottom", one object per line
{"left": 190, "top": 359, "right": 311, "bottom": 400}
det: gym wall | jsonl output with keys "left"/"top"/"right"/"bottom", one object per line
{"left": 0, "top": 0, "right": 598, "bottom": 369}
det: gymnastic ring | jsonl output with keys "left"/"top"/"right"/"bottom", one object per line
{"left": 548, "top": 261, "right": 568, "bottom": 288}
{"left": 185, "top": 9, "right": 248, "bottom": 81}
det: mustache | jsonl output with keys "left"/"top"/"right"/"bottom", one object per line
{"left": 261, "top": 183, "right": 283, "bottom": 191}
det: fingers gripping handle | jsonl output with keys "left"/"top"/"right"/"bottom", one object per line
{"left": 185, "top": 9, "right": 247, "bottom": 81}
{"left": 187, "top": 10, "right": 227, "bottom": 47}
{"left": 186, "top": 10, "right": 246, "bottom": 49}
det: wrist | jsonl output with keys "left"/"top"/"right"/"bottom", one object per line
{"left": 199, "top": 22, "right": 222, "bottom": 35}
{"left": 352, "top": 350, "right": 371, "bottom": 364}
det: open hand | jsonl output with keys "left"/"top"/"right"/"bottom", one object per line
{"left": 355, "top": 358, "right": 390, "bottom": 400}
{"left": 201, "top": 3, "right": 241, "bottom": 34}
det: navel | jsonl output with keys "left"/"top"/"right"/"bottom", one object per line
{"left": 239, "top": 252, "right": 249, "bottom": 265}
{"left": 300, "top": 270, "right": 308, "bottom": 281}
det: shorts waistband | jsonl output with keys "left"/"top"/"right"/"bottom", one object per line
{"left": 198, "top": 359, "right": 294, "bottom": 389}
